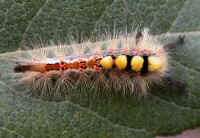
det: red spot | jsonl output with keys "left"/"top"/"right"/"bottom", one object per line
{"left": 98, "top": 72, "right": 105, "bottom": 78}
{"left": 94, "top": 67, "right": 101, "bottom": 71}
{"left": 109, "top": 71, "right": 118, "bottom": 80}
{"left": 121, "top": 49, "right": 130, "bottom": 53}
{"left": 58, "top": 56, "right": 65, "bottom": 59}
{"left": 107, "top": 49, "right": 116, "bottom": 53}
{"left": 110, "top": 71, "right": 117, "bottom": 76}
{"left": 135, "top": 48, "right": 140, "bottom": 54}
{"left": 143, "top": 49, "right": 152, "bottom": 55}
{"left": 120, "top": 72, "right": 129, "bottom": 78}
{"left": 133, "top": 72, "right": 139, "bottom": 78}
{"left": 141, "top": 73, "right": 148, "bottom": 77}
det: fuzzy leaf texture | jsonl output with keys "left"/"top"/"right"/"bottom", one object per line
{"left": 0, "top": 0, "right": 200, "bottom": 137}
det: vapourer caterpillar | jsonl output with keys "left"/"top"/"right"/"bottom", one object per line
{"left": 13, "top": 28, "right": 184, "bottom": 97}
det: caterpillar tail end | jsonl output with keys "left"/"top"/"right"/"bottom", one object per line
{"left": 14, "top": 63, "right": 47, "bottom": 73}
{"left": 14, "top": 65, "right": 31, "bottom": 73}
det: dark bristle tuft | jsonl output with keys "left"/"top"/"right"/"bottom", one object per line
{"left": 125, "top": 55, "right": 132, "bottom": 71}
{"left": 141, "top": 56, "right": 148, "bottom": 74}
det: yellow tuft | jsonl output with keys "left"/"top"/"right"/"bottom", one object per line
{"left": 148, "top": 56, "right": 163, "bottom": 72}
{"left": 100, "top": 56, "right": 113, "bottom": 69}
{"left": 115, "top": 55, "right": 127, "bottom": 70}
{"left": 131, "top": 56, "right": 144, "bottom": 72}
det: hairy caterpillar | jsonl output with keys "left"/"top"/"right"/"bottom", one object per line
{"left": 13, "top": 29, "right": 184, "bottom": 97}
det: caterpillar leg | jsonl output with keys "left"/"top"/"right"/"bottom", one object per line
{"left": 164, "top": 35, "right": 185, "bottom": 50}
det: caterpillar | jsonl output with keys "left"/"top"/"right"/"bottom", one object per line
{"left": 13, "top": 28, "right": 184, "bottom": 97}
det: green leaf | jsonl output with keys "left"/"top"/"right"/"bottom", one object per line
{"left": 0, "top": 0, "right": 185, "bottom": 53}
{"left": 170, "top": 0, "right": 200, "bottom": 32}
{"left": 1, "top": 0, "right": 200, "bottom": 138}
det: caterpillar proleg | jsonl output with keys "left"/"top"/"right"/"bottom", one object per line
{"left": 13, "top": 28, "right": 184, "bottom": 97}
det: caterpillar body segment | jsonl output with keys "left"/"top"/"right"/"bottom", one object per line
{"left": 14, "top": 48, "right": 163, "bottom": 73}
{"left": 14, "top": 29, "right": 183, "bottom": 97}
